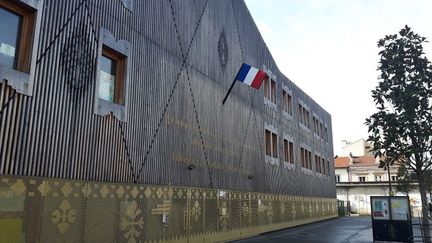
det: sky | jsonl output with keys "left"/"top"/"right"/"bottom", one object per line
{"left": 245, "top": 0, "right": 432, "bottom": 155}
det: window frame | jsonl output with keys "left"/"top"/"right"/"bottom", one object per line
{"left": 94, "top": 28, "right": 130, "bottom": 122}
{"left": 100, "top": 46, "right": 126, "bottom": 105}
{"left": 264, "top": 126, "right": 280, "bottom": 165}
{"left": 0, "top": 0, "right": 42, "bottom": 96}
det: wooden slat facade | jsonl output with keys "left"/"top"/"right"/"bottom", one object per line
{"left": 0, "top": 0, "right": 335, "bottom": 198}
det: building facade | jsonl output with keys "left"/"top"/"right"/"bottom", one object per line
{"left": 0, "top": 0, "right": 336, "bottom": 242}
{"left": 335, "top": 155, "right": 422, "bottom": 215}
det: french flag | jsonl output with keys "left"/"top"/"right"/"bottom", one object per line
{"left": 235, "top": 63, "right": 267, "bottom": 89}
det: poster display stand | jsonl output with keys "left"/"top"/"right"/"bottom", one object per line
{"left": 370, "top": 196, "right": 413, "bottom": 242}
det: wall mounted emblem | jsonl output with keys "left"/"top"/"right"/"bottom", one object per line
{"left": 217, "top": 30, "right": 228, "bottom": 67}
{"left": 61, "top": 22, "right": 95, "bottom": 91}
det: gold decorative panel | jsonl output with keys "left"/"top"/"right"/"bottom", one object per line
{"left": 0, "top": 175, "right": 337, "bottom": 243}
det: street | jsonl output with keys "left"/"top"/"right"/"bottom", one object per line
{"left": 231, "top": 217, "right": 373, "bottom": 243}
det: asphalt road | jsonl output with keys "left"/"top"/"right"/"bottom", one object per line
{"left": 231, "top": 217, "right": 373, "bottom": 243}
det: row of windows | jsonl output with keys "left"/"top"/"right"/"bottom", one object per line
{"left": 265, "top": 131, "right": 330, "bottom": 175}
{"left": 335, "top": 175, "right": 399, "bottom": 183}
{"left": 312, "top": 116, "right": 328, "bottom": 142}
{"left": 262, "top": 75, "right": 329, "bottom": 142}
{"left": 300, "top": 147, "right": 312, "bottom": 170}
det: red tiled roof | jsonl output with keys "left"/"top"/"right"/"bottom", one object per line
{"left": 335, "top": 156, "right": 378, "bottom": 168}
{"left": 335, "top": 157, "right": 350, "bottom": 168}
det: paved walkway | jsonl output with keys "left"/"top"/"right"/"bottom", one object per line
{"left": 231, "top": 217, "right": 373, "bottom": 243}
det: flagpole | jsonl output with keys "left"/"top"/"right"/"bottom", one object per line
{"left": 222, "top": 78, "right": 237, "bottom": 105}
{"left": 222, "top": 65, "right": 244, "bottom": 105}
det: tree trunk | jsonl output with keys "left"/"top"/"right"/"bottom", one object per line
{"left": 419, "top": 178, "right": 431, "bottom": 242}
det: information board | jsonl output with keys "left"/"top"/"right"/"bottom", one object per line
{"left": 371, "top": 197, "right": 390, "bottom": 220}
{"left": 390, "top": 197, "right": 409, "bottom": 221}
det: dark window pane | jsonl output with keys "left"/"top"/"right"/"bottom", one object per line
{"left": 99, "top": 55, "right": 117, "bottom": 102}
{"left": 0, "top": 6, "right": 22, "bottom": 69}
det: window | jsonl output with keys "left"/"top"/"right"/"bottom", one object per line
{"left": 315, "top": 155, "right": 321, "bottom": 173}
{"left": 298, "top": 103, "right": 310, "bottom": 128}
{"left": 0, "top": 1, "right": 35, "bottom": 73}
{"left": 282, "top": 89, "right": 292, "bottom": 115}
{"left": 322, "top": 159, "right": 326, "bottom": 175}
{"left": 99, "top": 47, "right": 126, "bottom": 104}
{"left": 327, "top": 160, "right": 330, "bottom": 175}
{"left": 283, "top": 139, "right": 294, "bottom": 164}
{"left": 375, "top": 175, "right": 382, "bottom": 181}
{"left": 336, "top": 174, "right": 340, "bottom": 182}
{"left": 95, "top": 28, "right": 130, "bottom": 122}
{"left": 272, "top": 132, "right": 278, "bottom": 158}
{"left": 359, "top": 176, "right": 366, "bottom": 182}
{"left": 0, "top": 0, "right": 41, "bottom": 96}
{"left": 320, "top": 122, "right": 324, "bottom": 139}
{"left": 325, "top": 126, "right": 329, "bottom": 142}
{"left": 265, "top": 130, "right": 271, "bottom": 156}
{"left": 322, "top": 158, "right": 325, "bottom": 174}
{"left": 265, "top": 129, "right": 278, "bottom": 158}
{"left": 301, "top": 147, "right": 312, "bottom": 170}
{"left": 264, "top": 77, "right": 276, "bottom": 104}
{"left": 391, "top": 176, "right": 398, "bottom": 181}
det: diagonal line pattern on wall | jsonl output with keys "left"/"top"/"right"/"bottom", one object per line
{"left": 135, "top": 0, "right": 209, "bottom": 182}
{"left": 36, "top": 0, "right": 87, "bottom": 64}
{"left": 167, "top": 0, "right": 213, "bottom": 188}
{"left": 231, "top": 0, "right": 271, "bottom": 192}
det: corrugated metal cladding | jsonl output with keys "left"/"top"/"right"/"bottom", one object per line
{"left": 0, "top": 0, "right": 335, "bottom": 198}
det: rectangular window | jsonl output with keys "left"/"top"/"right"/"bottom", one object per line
{"left": 265, "top": 130, "right": 271, "bottom": 156}
{"left": 264, "top": 78, "right": 276, "bottom": 104}
{"left": 0, "top": 1, "right": 36, "bottom": 73}
{"left": 282, "top": 90, "right": 287, "bottom": 112}
{"left": 322, "top": 160, "right": 326, "bottom": 175}
{"left": 284, "top": 140, "right": 294, "bottom": 164}
{"left": 272, "top": 132, "right": 278, "bottom": 158}
{"left": 320, "top": 122, "right": 324, "bottom": 139}
{"left": 327, "top": 160, "right": 330, "bottom": 175}
{"left": 391, "top": 176, "right": 398, "bottom": 181}
{"left": 336, "top": 174, "right": 340, "bottom": 182}
{"left": 321, "top": 158, "right": 325, "bottom": 174}
{"left": 359, "top": 176, "right": 366, "bottom": 182}
{"left": 300, "top": 147, "right": 313, "bottom": 170}
{"left": 265, "top": 129, "right": 278, "bottom": 158}
{"left": 325, "top": 127, "right": 329, "bottom": 142}
{"left": 271, "top": 79, "right": 276, "bottom": 103}
{"left": 282, "top": 90, "right": 292, "bottom": 115}
{"left": 289, "top": 141, "right": 294, "bottom": 164}
{"left": 375, "top": 175, "right": 382, "bottom": 181}
{"left": 99, "top": 46, "right": 126, "bottom": 105}
{"left": 264, "top": 78, "right": 270, "bottom": 100}
{"left": 287, "top": 94, "right": 292, "bottom": 114}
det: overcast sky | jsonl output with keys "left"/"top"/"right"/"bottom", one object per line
{"left": 245, "top": 0, "right": 432, "bottom": 155}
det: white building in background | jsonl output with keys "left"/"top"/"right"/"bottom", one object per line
{"left": 340, "top": 138, "right": 373, "bottom": 157}
{"left": 335, "top": 145, "right": 422, "bottom": 216}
